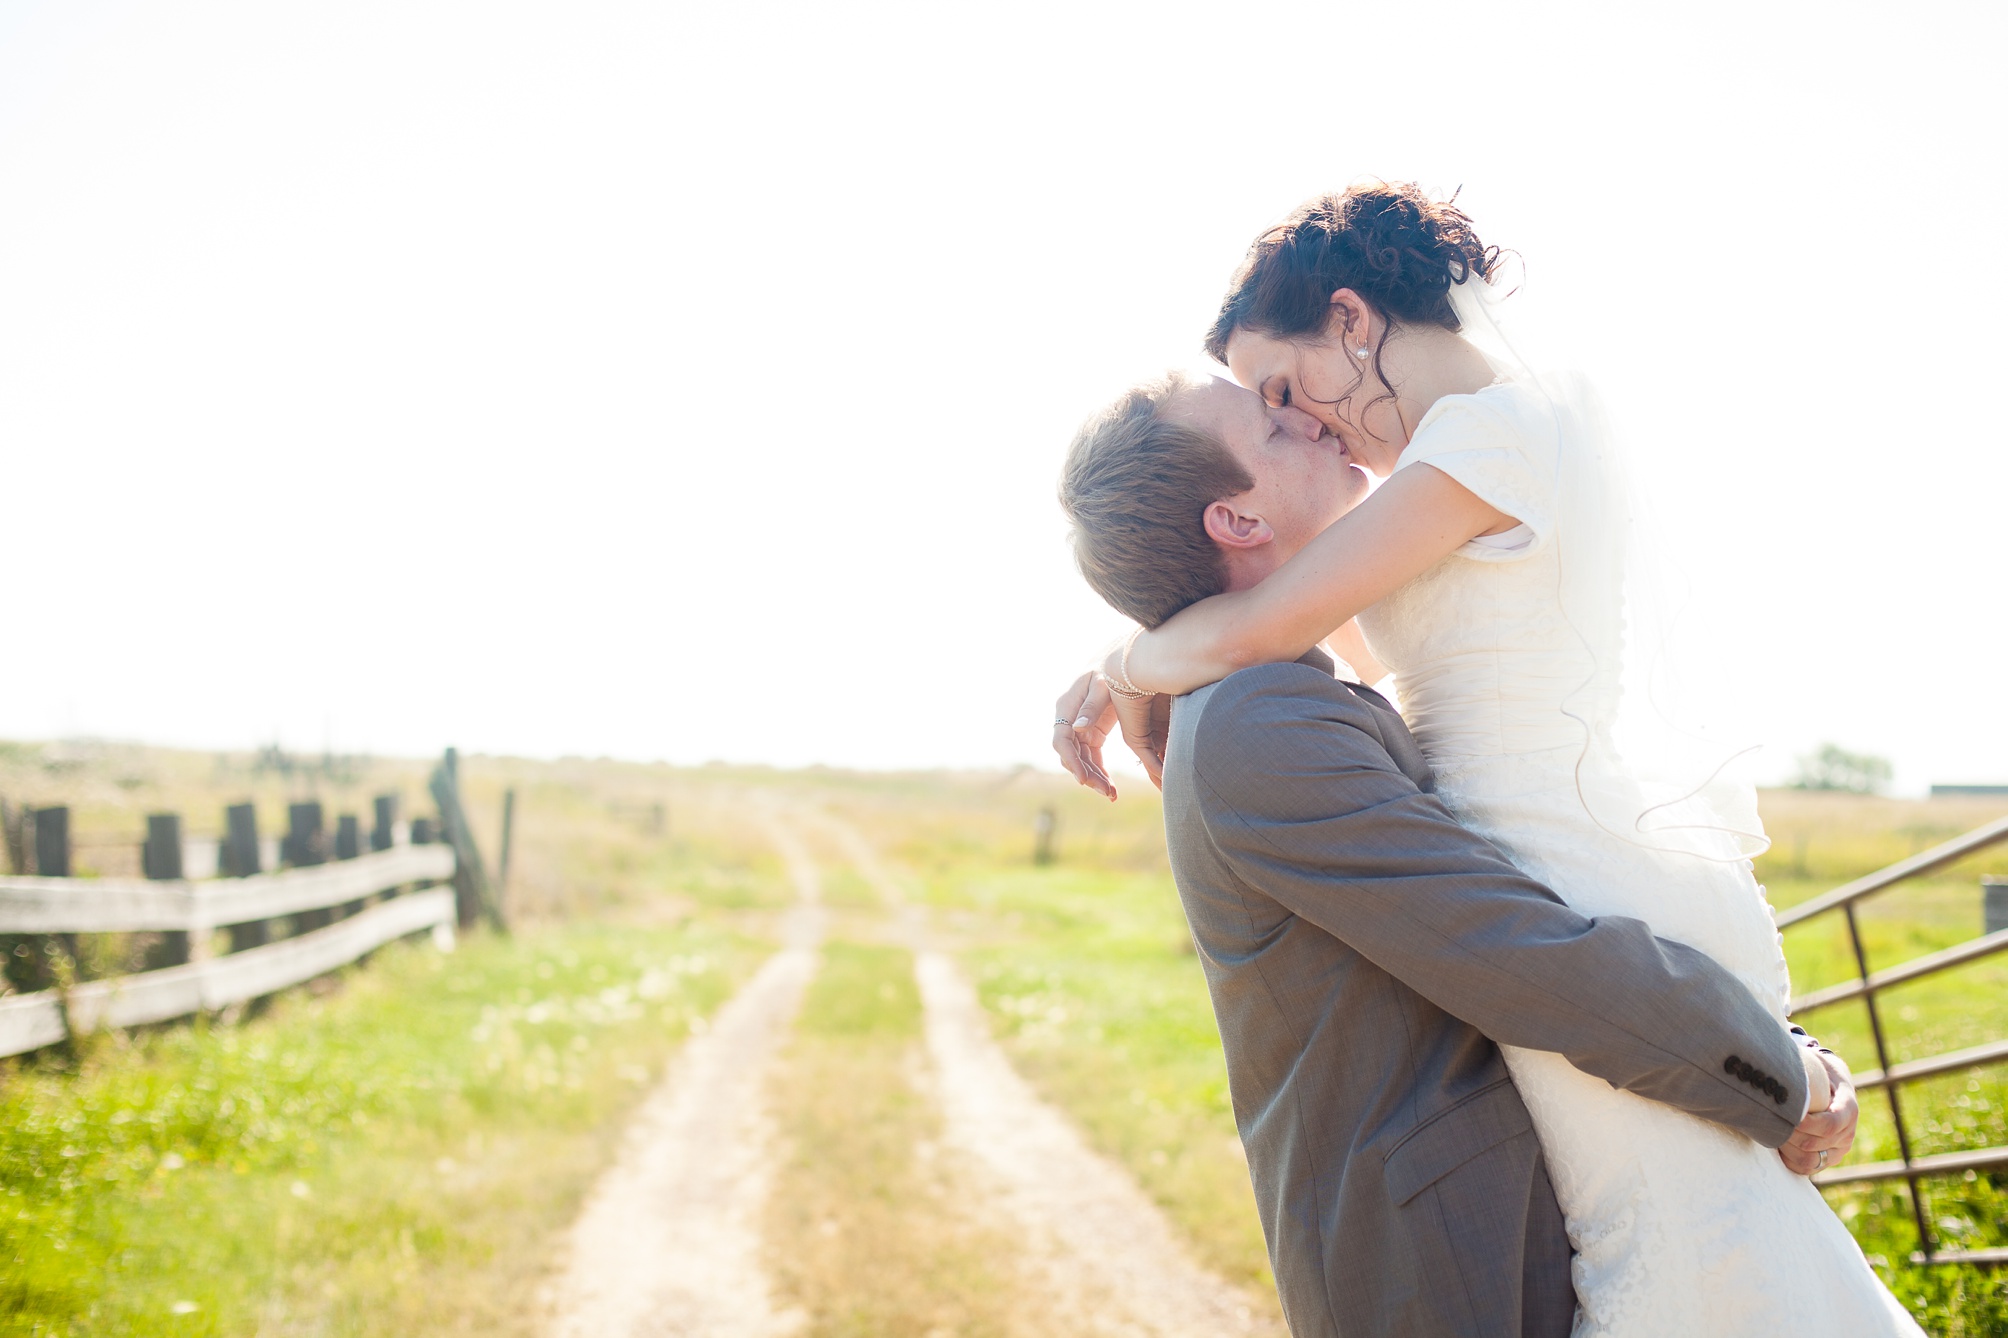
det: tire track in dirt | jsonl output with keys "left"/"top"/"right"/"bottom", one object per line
{"left": 545, "top": 810, "right": 824, "bottom": 1338}
{"left": 815, "top": 811, "right": 1278, "bottom": 1337}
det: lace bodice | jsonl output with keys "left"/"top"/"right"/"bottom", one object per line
{"left": 1358, "top": 376, "right": 1782, "bottom": 989}
{"left": 1359, "top": 378, "right": 1623, "bottom": 766}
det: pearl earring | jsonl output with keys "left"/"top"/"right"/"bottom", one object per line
{"left": 1355, "top": 347, "right": 1370, "bottom": 359}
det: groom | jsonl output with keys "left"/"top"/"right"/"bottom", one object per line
{"left": 1054, "top": 374, "right": 1857, "bottom": 1337}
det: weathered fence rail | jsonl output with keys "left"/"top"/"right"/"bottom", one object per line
{"left": 0, "top": 889, "right": 456, "bottom": 1057}
{"left": 1783, "top": 814, "right": 2008, "bottom": 1266}
{"left": 0, "top": 843, "right": 453, "bottom": 935}
{"left": 0, "top": 844, "right": 458, "bottom": 1059}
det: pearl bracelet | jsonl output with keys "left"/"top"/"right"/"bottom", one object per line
{"left": 1103, "top": 673, "right": 1151, "bottom": 700}
{"left": 1103, "top": 627, "right": 1152, "bottom": 699}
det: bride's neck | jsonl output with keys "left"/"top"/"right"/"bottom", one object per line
{"left": 1387, "top": 329, "right": 1498, "bottom": 444}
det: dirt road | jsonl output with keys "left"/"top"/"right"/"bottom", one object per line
{"left": 545, "top": 815, "right": 824, "bottom": 1338}
{"left": 548, "top": 806, "right": 1273, "bottom": 1336}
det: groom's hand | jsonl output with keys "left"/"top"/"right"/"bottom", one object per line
{"left": 1779, "top": 1049, "right": 1858, "bottom": 1176}
{"left": 1112, "top": 691, "right": 1170, "bottom": 791}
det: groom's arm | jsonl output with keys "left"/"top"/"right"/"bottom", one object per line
{"left": 1187, "top": 664, "right": 1809, "bottom": 1147}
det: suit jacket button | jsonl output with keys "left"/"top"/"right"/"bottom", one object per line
{"left": 1725, "top": 1056, "right": 1742, "bottom": 1075}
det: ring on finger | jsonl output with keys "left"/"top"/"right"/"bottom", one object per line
{"left": 1054, "top": 718, "right": 1073, "bottom": 727}
{"left": 1815, "top": 1149, "right": 1828, "bottom": 1170}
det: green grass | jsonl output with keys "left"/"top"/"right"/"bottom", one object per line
{"left": 0, "top": 743, "right": 803, "bottom": 1336}
{"left": 0, "top": 921, "right": 761, "bottom": 1336}
{"left": 856, "top": 779, "right": 2008, "bottom": 1333}
{"left": 1756, "top": 795, "right": 2008, "bottom": 1331}
{"left": 10, "top": 739, "right": 2008, "bottom": 1332}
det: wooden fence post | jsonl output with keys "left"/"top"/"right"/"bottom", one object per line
{"left": 31, "top": 808, "right": 76, "bottom": 968}
{"left": 223, "top": 803, "right": 268, "bottom": 950}
{"left": 289, "top": 802, "right": 330, "bottom": 930}
{"left": 430, "top": 748, "right": 503, "bottom": 934}
{"left": 286, "top": 802, "right": 326, "bottom": 868}
{"left": 143, "top": 813, "right": 184, "bottom": 880}
{"left": 0, "top": 803, "right": 52, "bottom": 991}
{"left": 33, "top": 807, "right": 70, "bottom": 878}
{"left": 223, "top": 803, "right": 261, "bottom": 877}
{"left": 1033, "top": 806, "right": 1057, "bottom": 866}
{"left": 0, "top": 799, "right": 24, "bottom": 875}
{"left": 334, "top": 815, "right": 365, "bottom": 919}
{"left": 143, "top": 814, "right": 191, "bottom": 966}
{"left": 370, "top": 795, "right": 397, "bottom": 853}
{"left": 335, "top": 815, "right": 361, "bottom": 861}
{"left": 0, "top": 799, "right": 35, "bottom": 991}
{"left": 498, "top": 789, "right": 516, "bottom": 916}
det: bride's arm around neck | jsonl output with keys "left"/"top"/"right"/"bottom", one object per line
{"left": 1119, "top": 465, "right": 1507, "bottom": 697}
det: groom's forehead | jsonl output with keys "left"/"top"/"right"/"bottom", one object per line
{"left": 1172, "top": 377, "right": 1260, "bottom": 428}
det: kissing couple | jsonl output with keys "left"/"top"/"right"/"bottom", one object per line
{"left": 1050, "top": 182, "right": 1922, "bottom": 1336}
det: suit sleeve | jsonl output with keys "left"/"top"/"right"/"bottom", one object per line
{"left": 1188, "top": 665, "right": 1808, "bottom": 1147}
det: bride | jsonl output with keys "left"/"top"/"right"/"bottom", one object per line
{"left": 1054, "top": 182, "right": 1921, "bottom": 1335}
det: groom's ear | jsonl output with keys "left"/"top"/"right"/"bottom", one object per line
{"left": 1202, "top": 498, "right": 1273, "bottom": 551}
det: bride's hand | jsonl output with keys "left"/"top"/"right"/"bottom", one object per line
{"left": 1779, "top": 1048, "right": 1856, "bottom": 1177}
{"left": 1053, "top": 672, "right": 1117, "bottom": 799}
{"left": 1051, "top": 672, "right": 1170, "bottom": 798}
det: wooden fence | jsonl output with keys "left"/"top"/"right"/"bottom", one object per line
{"left": 1786, "top": 814, "right": 2008, "bottom": 1266}
{"left": 0, "top": 844, "right": 457, "bottom": 1058}
{"left": 0, "top": 748, "right": 510, "bottom": 1060}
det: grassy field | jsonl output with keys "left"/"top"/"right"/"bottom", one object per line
{"left": 1756, "top": 792, "right": 2008, "bottom": 1333}
{"left": 0, "top": 746, "right": 792, "bottom": 1336}
{"left": 2, "top": 742, "right": 2007, "bottom": 1333}
{"left": 815, "top": 772, "right": 2008, "bottom": 1333}
{"left": 1, "top": 925, "right": 760, "bottom": 1336}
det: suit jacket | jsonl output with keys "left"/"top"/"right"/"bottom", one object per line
{"left": 1161, "top": 656, "right": 1807, "bottom": 1338}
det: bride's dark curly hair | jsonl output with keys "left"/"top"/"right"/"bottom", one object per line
{"left": 1202, "top": 181, "right": 1506, "bottom": 370}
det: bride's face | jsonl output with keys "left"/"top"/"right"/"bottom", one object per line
{"left": 1223, "top": 321, "right": 1410, "bottom": 478}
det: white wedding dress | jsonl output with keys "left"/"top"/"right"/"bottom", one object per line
{"left": 1355, "top": 378, "right": 1922, "bottom": 1336}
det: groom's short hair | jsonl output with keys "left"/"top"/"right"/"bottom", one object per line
{"left": 1060, "top": 373, "right": 1255, "bottom": 629}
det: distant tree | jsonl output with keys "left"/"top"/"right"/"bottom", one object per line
{"left": 1790, "top": 743, "right": 1894, "bottom": 795}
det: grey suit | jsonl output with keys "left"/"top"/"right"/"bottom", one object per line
{"left": 1162, "top": 657, "right": 1808, "bottom": 1337}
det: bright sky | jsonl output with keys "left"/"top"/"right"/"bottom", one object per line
{"left": 0, "top": 0, "right": 2001, "bottom": 792}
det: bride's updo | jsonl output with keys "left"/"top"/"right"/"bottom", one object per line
{"left": 1203, "top": 182, "right": 1503, "bottom": 361}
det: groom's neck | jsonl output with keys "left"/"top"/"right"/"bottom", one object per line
{"left": 1220, "top": 544, "right": 1287, "bottom": 595}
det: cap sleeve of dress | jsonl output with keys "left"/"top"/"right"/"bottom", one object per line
{"left": 1391, "top": 388, "right": 1558, "bottom": 563}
